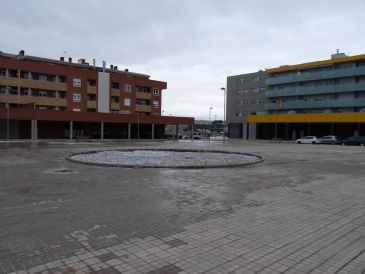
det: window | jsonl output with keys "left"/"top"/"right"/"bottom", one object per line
{"left": 153, "top": 88, "right": 160, "bottom": 95}
{"left": 73, "top": 108, "right": 81, "bottom": 112}
{"left": 236, "top": 112, "right": 247, "bottom": 116}
{"left": 73, "top": 78, "right": 81, "bottom": 87}
{"left": 256, "top": 99, "right": 265, "bottom": 104}
{"left": 152, "top": 113, "right": 158, "bottom": 116}
{"left": 137, "top": 86, "right": 149, "bottom": 93}
{"left": 58, "top": 76, "right": 66, "bottom": 83}
{"left": 73, "top": 93, "right": 81, "bottom": 102}
{"left": 124, "top": 98, "right": 131, "bottom": 106}
{"left": 112, "top": 82, "right": 119, "bottom": 89}
{"left": 39, "top": 75, "right": 47, "bottom": 81}
{"left": 39, "top": 91, "right": 48, "bottom": 97}
{"left": 111, "top": 96, "right": 119, "bottom": 103}
{"left": 87, "top": 94, "right": 96, "bottom": 100}
{"left": 22, "top": 72, "right": 31, "bottom": 79}
{"left": 152, "top": 101, "right": 159, "bottom": 108}
{"left": 0, "top": 69, "right": 6, "bottom": 77}
{"left": 124, "top": 84, "right": 131, "bottom": 93}
{"left": 87, "top": 79, "right": 96, "bottom": 86}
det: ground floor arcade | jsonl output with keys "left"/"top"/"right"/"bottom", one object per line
{"left": 0, "top": 108, "right": 194, "bottom": 140}
{"left": 229, "top": 112, "right": 365, "bottom": 140}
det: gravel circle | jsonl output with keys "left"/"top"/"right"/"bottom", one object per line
{"left": 66, "top": 149, "right": 264, "bottom": 168}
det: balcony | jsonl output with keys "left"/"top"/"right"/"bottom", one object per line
{"left": 266, "top": 66, "right": 365, "bottom": 85}
{"left": 87, "top": 100, "right": 96, "bottom": 109}
{"left": 0, "top": 94, "right": 67, "bottom": 107}
{"left": 111, "top": 89, "right": 120, "bottom": 96}
{"left": 110, "top": 102, "right": 120, "bottom": 110}
{"left": 87, "top": 86, "right": 97, "bottom": 94}
{"left": 136, "top": 91, "right": 151, "bottom": 100}
{"left": 265, "top": 82, "right": 365, "bottom": 98}
{"left": 264, "top": 97, "right": 365, "bottom": 110}
{"left": 135, "top": 104, "right": 151, "bottom": 112}
{"left": 0, "top": 77, "right": 68, "bottom": 91}
{"left": 0, "top": 76, "right": 19, "bottom": 87}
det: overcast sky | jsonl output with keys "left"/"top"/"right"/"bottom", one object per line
{"left": 1, "top": 0, "right": 365, "bottom": 120}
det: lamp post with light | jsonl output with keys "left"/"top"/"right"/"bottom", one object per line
{"left": 220, "top": 87, "right": 226, "bottom": 143}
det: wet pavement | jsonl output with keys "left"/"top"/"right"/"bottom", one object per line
{"left": 0, "top": 140, "right": 364, "bottom": 273}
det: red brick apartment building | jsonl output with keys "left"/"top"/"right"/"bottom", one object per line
{"left": 0, "top": 50, "right": 193, "bottom": 139}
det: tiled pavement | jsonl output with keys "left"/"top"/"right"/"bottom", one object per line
{"left": 1, "top": 141, "right": 365, "bottom": 273}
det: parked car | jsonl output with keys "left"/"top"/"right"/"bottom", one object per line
{"left": 319, "top": 135, "right": 338, "bottom": 144}
{"left": 192, "top": 132, "right": 203, "bottom": 140}
{"left": 296, "top": 136, "right": 320, "bottom": 144}
{"left": 338, "top": 136, "right": 365, "bottom": 146}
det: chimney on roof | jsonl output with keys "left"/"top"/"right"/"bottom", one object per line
{"left": 78, "top": 58, "right": 86, "bottom": 64}
{"left": 92, "top": 59, "right": 96, "bottom": 68}
{"left": 68, "top": 57, "right": 72, "bottom": 63}
{"left": 114, "top": 66, "right": 118, "bottom": 70}
{"left": 102, "top": 61, "right": 106, "bottom": 72}
{"left": 331, "top": 49, "right": 347, "bottom": 59}
{"left": 19, "top": 50, "right": 25, "bottom": 56}
{"left": 110, "top": 64, "right": 114, "bottom": 69}
{"left": 60, "top": 57, "right": 65, "bottom": 61}
{"left": 124, "top": 69, "right": 129, "bottom": 72}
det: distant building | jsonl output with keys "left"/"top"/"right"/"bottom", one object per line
{"left": 226, "top": 70, "right": 267, "bottom": 139}
{"left": 227, "top": 52, "right": 365, "bottom": 140}
{"left": 0, "top": 50, "right": 193, "bottom": 139}
{"left": 249, "top": 51, "right": 365, "bottom": 139}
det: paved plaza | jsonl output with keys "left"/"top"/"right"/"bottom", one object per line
{"left": 0, "top": 140, "right": 365, "bottom": 273}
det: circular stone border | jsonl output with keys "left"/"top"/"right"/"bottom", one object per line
{"left": 66, "top": 149, "right": 264, "bottom": 169}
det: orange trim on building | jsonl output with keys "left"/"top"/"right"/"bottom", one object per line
{"left": 247, "top": 112, "right": 365, "bottom": 123}
{"left": 266, "top": 54, "right": 365, "bottom": 74}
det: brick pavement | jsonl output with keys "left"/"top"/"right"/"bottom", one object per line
{"left": 0, "top": 141, "right": 364, "bottom": 273}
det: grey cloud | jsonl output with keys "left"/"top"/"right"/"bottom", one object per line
{"left": 1, "top": 0, "right": 365, "bottom": 119}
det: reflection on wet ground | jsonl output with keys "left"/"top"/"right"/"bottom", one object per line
{"left": 1, "top": 140, "right": 365, "bottom": 273}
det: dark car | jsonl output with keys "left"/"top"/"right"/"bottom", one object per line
{"left": 338, "top": 136, "right": 365, "bottom": 146}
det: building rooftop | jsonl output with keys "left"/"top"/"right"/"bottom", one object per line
{"left": 266, "top": 53, "right": 365, "bottom": 74}
{"left": 0, "top": 50, "right": 150, "bottom": 78}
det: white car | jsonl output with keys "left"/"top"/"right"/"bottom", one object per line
{"left": 192, "top": 132, "right": 203, "bottom": 139}
{"left": 296, "top": 136, "right": 320, "bottom": 144}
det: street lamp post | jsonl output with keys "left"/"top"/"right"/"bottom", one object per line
{"left": 209, "top": 107, "right": 213, "bottom": 135}
{"left": 220, "top": 87, "right": 226, "bottom": 143}
{"left": 137, "top": 111, "right": 140, "bottom": 140}
{"left": 6, "top": 87, "right": 10, "bottom": 140}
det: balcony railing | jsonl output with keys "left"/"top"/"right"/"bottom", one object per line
{"left": 111, "top": 89, "right": 120, "bottom": 96}
{"left": 135, "top": 104, "right": 151, "bottom": 112}
{"left": 87, "top": 86, "right": 97, "bottom": 94}
{"left": 0, "top": 76, "right": 67, "bottom": 91}
{"left": 110, "top": 102, "right": 120, "bottom": 110}
{"left": 87, "top": 100, "right": 96, "bottom": 109}
{"left": 266, "top": 66, "right": 365, "bottom": 85}
{"left": 136, "top": 91, "right": 151, "bottom": 100}
{"left": 265, "top": 82, "right": 365, "bottom": 97}
{"left": 264, "top": 97, "right": 365, "bottom": 110}
{"left": 0, "top": 94, "right": 67, "bottom": 107}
